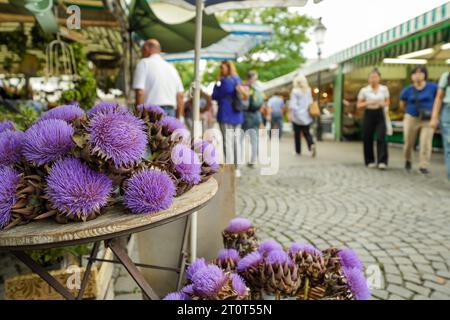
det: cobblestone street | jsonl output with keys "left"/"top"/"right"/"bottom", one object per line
{"left": 236, "top": 137, "right": 450, "bottom": 300}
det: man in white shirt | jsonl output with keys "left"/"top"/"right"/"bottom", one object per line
{"left": 133, "top": 39, "right": 184, "bottom": 118}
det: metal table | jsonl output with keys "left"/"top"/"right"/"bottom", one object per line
{"left": 0, "top": 178, "right": 218, "bottom": 300}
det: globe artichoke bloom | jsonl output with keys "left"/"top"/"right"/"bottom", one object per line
{"left": 0, "top": 166, "right": 20, "bottom": 229}
{"left": 46, "top": 157, "right": 113, "bottom": 221}
{"left": 194, "top": 139, "right": 219, "bottom": 174}
{"left": 135, "top": 104, "right": 166, "bottom": 124}
{"left": 39, "top": 104, "right": 86, "bottom": 123}
{"left": 258, "top": 239, "right": 283, "bottom": 257}
{"left": 123, "top": 169, "right": 176, "bottom": 214}
{"left": 342, "top": 267, "right": 371, "bottom": 300}
{"left": 171, "top": 144, "right": 201, "bottom": 185}
{"left": 261, "top": 250, "right": 301, "bottom": 300}
{"left": 181, "top": 284, "right": 194, "bottom": 295}
{"left": 186, "top": 258, "right": 209, "bottom": 282}
{"left": 0, "top": 120, "right": 15, "bottom": 134}
{"left": 215, "top": 248, "right": 240, "bottom": 272}
{"left": 87, "top": 110, "right": 147, "bottom": 168}
{"left": 337, "top": 247, "right": 363, "bottom": 271}
{"left": 230, "top": 273, "right": 249, "bottom": 297}
{"left": 222, "top": 217, "right": 258, "bottom": 257}
{"left": 159, "top": 116, "right": 185, "bottom": 133}
{"left": 87, "top": 102, "right": 129, "bottom": 117}
{"left": 22, "top": 119, "right": 75, "bottom": 166}
{"left": 0, "top": 130, "right": 25, "bottom": 166}
{"left": 163, "top": 292, "right": 192, "bottom": 300}
{"left": 236, "top": 251, "right": 264, "bottom": 295}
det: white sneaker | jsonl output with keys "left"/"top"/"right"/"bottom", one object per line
{"left": 367, "top": 163, "right": 377, "bottom": 169}
{"left": 235, "top": 169, "right": 242, "bottom": 178}
{"left": 311, "top": 145, "right": 317, "bottom": 158}
{"left": 378, "top": 163, "right": 387, "bottom": 170}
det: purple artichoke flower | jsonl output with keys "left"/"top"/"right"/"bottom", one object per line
{"left": 194, "top": 139, "right": 219, "bottom": 170}
{"left": 266, "top": 250, "right": 293, "bottom": 266}
{"left": 217, "top": 249, "right": 240, "bottom": 263}
{"left": 230, "top": 273, "right": 248, "bottom": 296}
{"left": 87, "top": 102, "right": 129, "bottom": 117}
{"left": 181, "top": 284, "right": 194, "bottom": 295}
{"left": 0, "top": 130, "right": 25, "bottom": 166}
{"left": 186, "top": 258, "right": 209, "bottom": 281}
{"left": 159, "top": 116, "right": 185, "bottom": 133}
{"left": 22, "top": 119, "right": 75, "bottom": 166}
{"left": 288, "top": 242, "right": 322, "bottom": 257}
{"left": 225, "top": 217, "right": 253, "bottom": 233}
{"left": 338, "top": 248, "right": 363, "bottom": 271}
{"left": 0, "top": 166, "right": 20, "bottom": 229}
{"left": 124, "top": 169, "right": 175, "bottom": 214}
{"left": 171, "top": 144, "right": 201, "bottom": 184}
{"left": 237, "top": 252, "right": 263, "bottom": 272}
{"left": 192, "top": 265, "right": 228, "bottom": 298}
{"left": 0, "top": 120, "right": 15, "bottom": 133}
{"left": 342, "top": 267, "right": 371, "bottom": 300}
{"left": 258, "top": 239, "right": 283, "bottom": 256}
{"left": 137, "top": 104, "right": 166, "bottom": 116}
{"left": 46, "top": 158, "right": 112, "bottom": 218}
{"left": 163, "top": 292, "right": 192, "bottom": 300}
{"left": 87, "top": 110, "right": 147, "bottom": 168}
{"left": 39, "top": 104, "right": 85, "bottom": 123}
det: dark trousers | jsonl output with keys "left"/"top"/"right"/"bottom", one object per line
{"left": 293, "top": 123, "right": 314, "bottom": 154}
{"left": 362, "top": 109, "right": 388, "bottom": 165}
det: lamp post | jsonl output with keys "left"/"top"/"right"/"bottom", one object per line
{"left": 313, "top": 17, "right": 327, "bottom": 141}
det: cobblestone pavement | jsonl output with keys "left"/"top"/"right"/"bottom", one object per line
{"left": 236, "top": 138, "right": 450, "bottom": 300}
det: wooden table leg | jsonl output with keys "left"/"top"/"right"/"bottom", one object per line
{"left": 105, "top": 238, "right": 160, "bottom": 300}
{"left": 76, "top": 241, "right": 101, "bottom": 300}
{"left": 11, "top": 251, "right": 76, "bottom": 300}
{"left": 176, "top": 216, "right": 190, "bottom": 290}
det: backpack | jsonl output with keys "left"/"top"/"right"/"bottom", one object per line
{"left": 230, "top": 77, "right": 250, "bottom": 112}
{"left": 248, "top": 83, "right": 265, "bottom": 112}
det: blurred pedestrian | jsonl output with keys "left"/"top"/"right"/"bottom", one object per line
{"left": 289, "top": 74, "right": 316, "bottom": 157}
{"left": 400, "top": 66, "right": 438, "bottom": 174}
{"left": 430, "top": 71, "right": 450, "bottom": 179}
{"left": 357, "top": 68, "right": 390, "bottom": 169}
{"left": 184, "top": 90, "right": 213, "bottom": 132}
{"left": 267, "top": 92, "right": 286, "bottom": 138}
{"left": 212, "top": 61, "right": 244, "bottom": 177}
{"left": 133, "top": 39, "right": 184, "bottom": 118}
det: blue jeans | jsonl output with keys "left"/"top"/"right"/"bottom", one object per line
{"left": 441, "top": 104, "right": 450, "bottom": 179}
{"left": 271, "top": 112, "right": 283, "bottom": 138}
{"left": 161, "top": 105, "right": 176, "bottom": 117}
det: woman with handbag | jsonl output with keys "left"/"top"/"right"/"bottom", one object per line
{"left": 430, "top": 71, "right": 450, "bottom": 180}
{"left": 399, "top": 66, "right": 438, "bottom": 174}
{"left": 212, "top": 61, "right": 244, "bottom": 177}
{"left": 357, "top": 68, "right": 390, "bottom": 170}
{"left": 289, "top": 74, "right": 316, "bottom": 157}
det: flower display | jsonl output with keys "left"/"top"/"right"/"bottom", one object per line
{"left": 39, "top": 104, "right": 85, "bottom": 123}
{"left": 171, "top": 144, "right": 201, "bottom": 185}
{"left": 0, "top": 130, "right": 25, "bottom": 166}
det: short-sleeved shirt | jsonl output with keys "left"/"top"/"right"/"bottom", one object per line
{"left": 267, "top": 96, "right": 285, "bottom": 114}
{"left": 438, "top": 72, "right": 450, "bottom": 104}
{"left": 357, "top": 85, "right": 390, "bottom": 110}
{"left": 289, "top": 88, "right": 313, "bottom": 126}
{"left": 132, "top": 54, "right": 184, "bottom": 107}
{"left": 400, "top": 82, "right": 438, "bottom": 117}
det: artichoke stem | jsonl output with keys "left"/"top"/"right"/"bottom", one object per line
{"left": 303, "top": 277, "right": 310, "bottom": 300}
{"left": 275, "top": 292, "right": 281, "bottom": 300}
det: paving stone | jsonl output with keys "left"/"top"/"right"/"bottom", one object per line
{"left": 386, "top": 285, "right": 414, "bottom": 299}
{"left": 404, "top": 282, "right": 431, "bottom": 297}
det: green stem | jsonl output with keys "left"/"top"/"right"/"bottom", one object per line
{"left": 303, "top": 277, "right": 310, "bottom": 300}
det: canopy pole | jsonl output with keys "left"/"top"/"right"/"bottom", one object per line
{"left": 190, "top": 0, "right": 204, "bottom": 263}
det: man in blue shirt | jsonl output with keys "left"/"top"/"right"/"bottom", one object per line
{"left": 400, "top": 66, "right": 438, "bottom": 174}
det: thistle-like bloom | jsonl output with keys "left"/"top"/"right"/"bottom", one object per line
{"left": 342, "top": 266, "right": 371, "bottom": 300}
{"left": 46, "top": 158, "right": 112, "bottom": 218}
{"left": 0, "top": 166, "right": 20, "bottom": 229}
{"left": 0, "top": 130, "right": 25, "bottom": 166}
{"left": 225, "top": 217, "right": 253, "bottom": 233}
{"left": 124, "top": 169, "right": 175, "bottom": 214}
{"left": 159, "top": 116, "right": 185, "bottom": 133}
{"left": 258, "top": 239, "right": 283, "bottom": 256}
{"left": 230, "top": 273, "right": 248, "bottom": 296}
{"left": 186, "top": 258, "right": 209, "bottom": 281}
{"left": 171, "top": 144, "right": 201, "bottom": 184}
{"left": 87, "top": 111, "right": 147, "bottom": 168}
{"left": 194, "top": 140, "right": 219, "bottom": 171}
{"left": 137, "top": 104, "right": 166, "bottom": 116}
{"left": 237, "top": 251, "right": 263, "bottom": 273}
{"left": 288, "top": 242, "right": 322, "bottom": 257}
{"left": 192, "top": 265, "right": 228, "bottom": 298}
{"left": 217, "top": 249, "right": 240, "bottom": 263}
{"left": 181, "top": 284, "right": 194, "bottom": 295}
{"left": 22, "top": 119, "right": 75, "bottom": 166}
{"left": 39, "top": 104, "right": 85, "bottom": 123}
{"left": 266, "top": 250, "right": 293, "bottom": 266}
{"left": 0, "top": 120, "right": 15, "bottom": 133}
{"left": 87, "top": 102, "right": 129, "bottom": 117}
{"left": 338, "top": 248, "right": 363, "bottom": 271}
{"left": 163, "top": 292, "right": 192, "bottom": 300}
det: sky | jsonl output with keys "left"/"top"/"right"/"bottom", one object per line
{"left": 296, "top": 0, "right": 449, "bottom": 59}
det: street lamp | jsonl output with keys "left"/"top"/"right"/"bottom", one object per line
{"left": 314, "top": 17, "right": 327, "bottom": 141}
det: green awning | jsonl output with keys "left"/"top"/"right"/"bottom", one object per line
{"left": 128, "top": 0, "right": 228, "bottom": 53}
